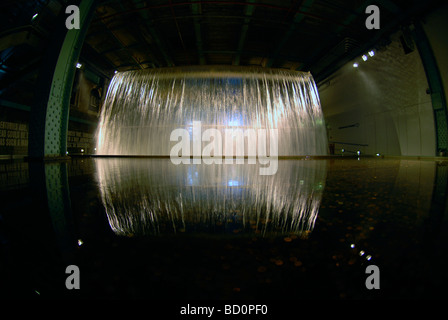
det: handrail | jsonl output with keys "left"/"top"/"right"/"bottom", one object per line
{"left": 329, "top": 141, "right": 368, "bottom": 147}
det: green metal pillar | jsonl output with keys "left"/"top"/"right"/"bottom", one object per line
{"left": 411, "top": 21, "right": 448, "bottom": 156}
{"left": 28, "top": 0, "right": 96, "bottom": 160}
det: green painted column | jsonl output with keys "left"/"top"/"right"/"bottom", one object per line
{"left": 28, "top": 0, "right": 97, "bottom": 160}
{"left": 411, "top": 21, "right": 448, "bottom": 156}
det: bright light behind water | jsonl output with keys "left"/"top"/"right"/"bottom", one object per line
{"left": 95, "top": 66, "right": 327, "bottom": 157}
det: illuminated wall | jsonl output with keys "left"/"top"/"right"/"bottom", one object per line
{"left": 319, "top": 30, "right": 435, "bottom": 156}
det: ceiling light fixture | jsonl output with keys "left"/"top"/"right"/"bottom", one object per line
{"left": 353, "top": 63, "right": 359, "bottom": 68}
{"left": 362, "top": 55, "right": 368, "bottom": 61}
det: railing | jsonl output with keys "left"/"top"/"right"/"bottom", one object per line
{"left": 329, "top": 141, "right": 369, "bottom": 155}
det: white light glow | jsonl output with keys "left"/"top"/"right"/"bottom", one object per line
{"left": 227, "top": 180, "right": 240, "bottom": 187}
{"left": 32, "top": 13, "right": 38, "bottom": 20}
{"left": 228, "top": 118, "right": 241, "bottom": 126}
{"left": 76, "top": 62, "right": 83, "bottom": 69}
{"left": 353, "top": 63, "right": 359, "bottom": 68}
{"left": 362, "top": 55, "right": 368, "bottom": 61}
{"left": 368, "top": 50, "right": 375, "bottom": 57}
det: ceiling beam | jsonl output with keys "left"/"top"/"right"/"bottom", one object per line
{"left": 313, "top": 0, "right": 441, "bottom": 83}
{"left": 191, "top": 0, "right": 206, "bottom": 65}
{"left": 131, "top": 0, "right": 175, "bottom": 67}
{"left": 297, "top": 0, "right": 372, "bottom": 73}
{"left": 233, "top": 0, "right": 255, "bottom": 66}
{"left": 265, "top": 0, "right": 315, "bottom": 68}
{"left": 96, "top": 17, "right": 145, "bottom": 69}
{"left": 81, "top": 42, "right": 117, "bottom": 75}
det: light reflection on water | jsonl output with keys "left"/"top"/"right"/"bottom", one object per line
{"left": 95, "top": 158, "right": 327, "bottom": 236}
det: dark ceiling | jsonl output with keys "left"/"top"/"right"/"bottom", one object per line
{"left": 0, "top": 0, "right": 444, "bottom": 104}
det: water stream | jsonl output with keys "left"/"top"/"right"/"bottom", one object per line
{"left": 95, "top": 66, "right": 327, "bottom": 157}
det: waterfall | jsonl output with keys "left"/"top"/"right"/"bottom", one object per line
{"left": 94, "top": 66, "right": 328, "bottom": 236}
{"left": 95, "top": 66, "right": 327, "bottom": 157}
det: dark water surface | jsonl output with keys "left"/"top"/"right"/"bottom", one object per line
{"left": 1, "top": 157, "right": 447, "bottom": 300}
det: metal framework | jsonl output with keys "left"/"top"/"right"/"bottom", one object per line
{"left": 411, "top": 21, "right": 448, "bottom": 155}
{"left": 28, "top": 0, "right": 97, "bottom": 160}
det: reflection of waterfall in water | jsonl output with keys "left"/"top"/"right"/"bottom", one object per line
{"left": 95, "top": 66, "right": 327, "bottom": 156}
{"left": 95, "top": 158, "right": 327, "bottom": 236}
{"left": 94, "top": 67, "right": 328, "bottom": 236}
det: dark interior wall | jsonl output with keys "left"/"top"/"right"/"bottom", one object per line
{"left": 0, "top": 107, "right": 29, "bottom": 157}
{"left": 0, "top": 67, "right": 105, "bottom": 158}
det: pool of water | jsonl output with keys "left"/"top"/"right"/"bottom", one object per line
{"left": 1, "top": 157, "right": 447, "bottom": 300}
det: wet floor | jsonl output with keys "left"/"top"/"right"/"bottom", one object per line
{"left": 0, "top": 157, "right": 447, "bottom": 300}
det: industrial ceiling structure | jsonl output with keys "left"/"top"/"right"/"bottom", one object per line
{"left": 0, "top": 0, "right": 444, "bottom": 104}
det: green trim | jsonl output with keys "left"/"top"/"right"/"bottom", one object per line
{"left": 28, "top": 0, "right": 97, "bottom": 159}
{"left": 411, "top": 21, "right": 448, "bottom": 154}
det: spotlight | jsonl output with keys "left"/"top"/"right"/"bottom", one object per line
{"left": 368, "top": 50, "right": 375, "bottom": 57}
{"left": 362, "top": 55, "right": 368, "bottom": 61}
{"left": 353, "top": 63, "right": 359, "bottom": 68}
{"left": 76, "top": 62, "right": 83, "bottom": 69}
